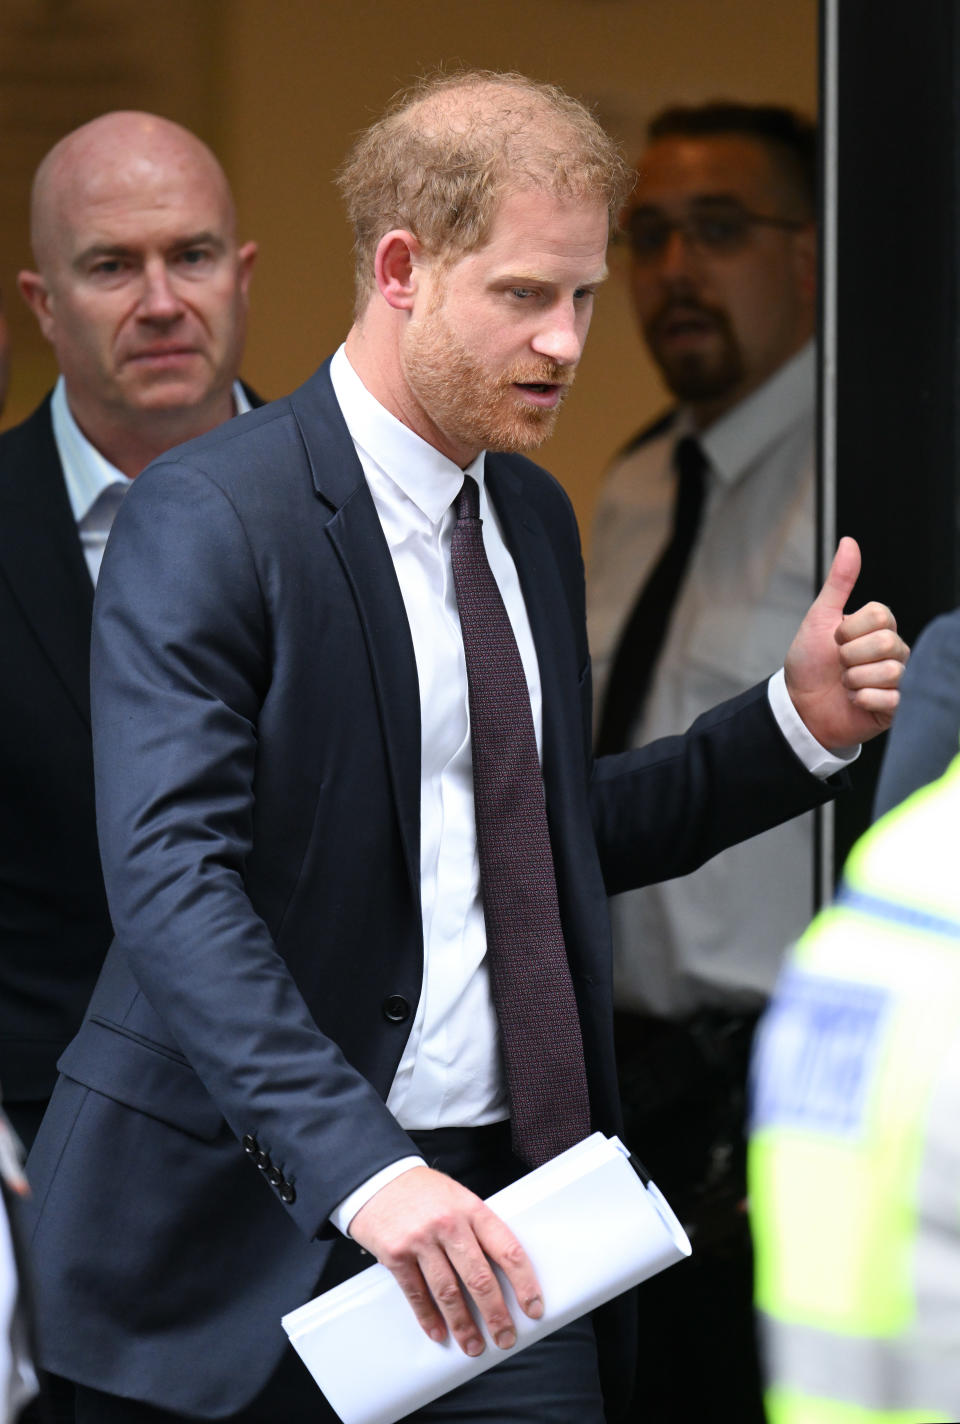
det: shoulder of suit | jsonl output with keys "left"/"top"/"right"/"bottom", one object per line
{"left": 0, "top": 392, "right": 56, "bottom": 452}
{"left": 144, "top": 394, "right": 298, "bottom": 477}
{"left": 490, "top": 448, "right": 566, "bottom": 492}
{"left": 0, "top": 394, "right": 59, "bottom": 490}
{"left": 149, "top": 362, "right": 340, "bottom": 476}
{"left": 486, "top": 448, "right": 577, "bottom": 525}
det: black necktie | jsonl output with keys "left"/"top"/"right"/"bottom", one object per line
{"left": 450, "top": 475, "right": 591, "bottom": 1168}
{"left": 594, "top": 435, "right": 709, "bottom": 756}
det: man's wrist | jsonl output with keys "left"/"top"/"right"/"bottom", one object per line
{"left": 329, "top": 1156, "right": 425, "bottom": 1238}
{"left": 767, "top": 667, "right": 860, "bottom": 778}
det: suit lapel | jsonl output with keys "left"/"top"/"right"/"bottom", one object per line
{"left": 0, "top": 401, "right": 95, "bottom": 728}
{"left": 289, "top": 365, "right": 422, "bottom": 902}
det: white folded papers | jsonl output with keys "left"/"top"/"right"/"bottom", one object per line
{"left": 281, "top": 1132, "right": 691, "bottom": 1424}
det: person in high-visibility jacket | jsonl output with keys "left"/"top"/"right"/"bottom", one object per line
{"left": 748, "top": 750, "right": 960, "bottom": 1424}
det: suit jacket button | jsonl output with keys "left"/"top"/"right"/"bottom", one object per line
{"left": 382, "top": 995, "right": 411, "bottom": 1023}
{"left": 266, "top": 1166, "right": 283, "bottom": 1188}
{"left": 279, "top": 1183, "right": 296, "bottom": 1205}
{"left": 255, "top": 1150, "right": 271, "bottom": 1171}
{"left": 242, "top": 1135, "right": 258, "bottom": 1155}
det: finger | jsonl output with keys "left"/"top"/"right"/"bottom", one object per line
{"left": 835, "top": 601, "right": 899, "bottom": 646}
{"left": 837, "top": 628, "right": 906, "bottom": 668}
{"left": 387, "top": 1256, "right": 454, "bottom": 1346}
{"left": 473, "top": 1207, "right": 544, "bottom": 1323}
{"left": 442, "top": 1231, "right": 518, "bottom": 1352}
{"left": 418, "top": 1245, "right": 489, "bottom": 1356}
{"left": 812, "top": 536, "right": 861, "bottom": 619}
{"left": 842, "top": 659, "right": 907, "bottom": 692}
{"left": 847, "top": 686, "right": 900, "bottom": 722}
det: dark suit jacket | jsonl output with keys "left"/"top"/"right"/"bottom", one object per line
{"left": 873, "top": 607, "right": 960, "bottom": 818}
{"left": 25, "top": 362, "right": 835, "bottom": 1417}
{"left": 0, "top": 399, "right": 109, "bottom": 1112}
{"left": 0, "top": 389, "right": 261, "bottom": 1127}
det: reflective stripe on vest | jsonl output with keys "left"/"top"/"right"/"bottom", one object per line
{"left": 759, "top": 1312, "right": 960, "bottom": 1418}
{"left": 762, "top": 1384, "right": 951, "bottom": 1424}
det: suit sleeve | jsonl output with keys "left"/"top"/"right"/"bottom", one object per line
{"left": 524, "top": 460, "right": 838, "bottom": 898}
{"left": 590, "top": 679, "right": 838, "bottom": 898}
{"left": 91, "top": 457, "right": 417, "bottom": 1241}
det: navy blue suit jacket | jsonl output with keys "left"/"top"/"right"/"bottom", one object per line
{"left": 26, "top": 362, "right": 836, "bottom": 1416}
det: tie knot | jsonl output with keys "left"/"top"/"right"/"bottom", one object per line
{"left": 455, "top": 475, "right": 481, "bottom": 523}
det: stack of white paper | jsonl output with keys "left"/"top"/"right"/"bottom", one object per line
{"left": 281, "top": 1133, "right": 691, "bottom": 1424}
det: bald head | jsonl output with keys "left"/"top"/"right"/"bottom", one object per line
{"left": 30, "top": 112, "right": 236, "bottom": 275}
{"left": 19, "top": 111, "right": 256, "bottom": 477}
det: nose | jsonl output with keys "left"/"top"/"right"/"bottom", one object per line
{"left": 530, "top": 303, "right": 584, "bottom": 367}
{"left": 137, "top": 260, "right": 185, "bottom": 323}
{"left": 656, "top": 226, "right": 700, "bottom": 280}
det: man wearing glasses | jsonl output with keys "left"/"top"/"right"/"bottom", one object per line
{"left": 586, "top": 103, "right": 817, "bottom": 1421}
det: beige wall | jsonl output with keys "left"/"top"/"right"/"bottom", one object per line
{"left": 2, "top": 0, "right": 816, "bottom": 532}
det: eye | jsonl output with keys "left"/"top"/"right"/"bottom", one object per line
{"left": 89, "top": 257, "right": 129, "bottom": 279}
{"left": 627, "top": 217, "right": 671, "bottom": 257}
{"left": 573, "top": 286, "right": 596, "bottom": 302}
{"left": 509, "top": 287, "right": 538, "bottom": 300}
{"left": 694, "top": 213, "right": 748, "bottom": 249}
{"left": 175, "top": 247, "right": 216, "bottom": 273}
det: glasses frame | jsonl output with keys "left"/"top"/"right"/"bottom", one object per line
{"left": 614, "top": 202, "right": 810, "bottom": 261}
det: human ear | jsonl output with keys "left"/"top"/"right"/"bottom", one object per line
{"left": 17, "top": 270, "right": 56, "bottom": 342}
{"left": 236, "top": 241, "right": 258, "bottom": 297}
{"left": 374, "top": 230, "right": 422, "bottom": 310}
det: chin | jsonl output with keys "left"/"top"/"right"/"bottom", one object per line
{"left": 130, "top": 382, "right": 214, "bottom": 414}
{"left": 479, "top": 406, "right": 559, "bottom": 455}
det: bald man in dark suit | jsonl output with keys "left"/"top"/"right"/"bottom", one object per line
{"left": 0, "top": 111, "right": 258, "bottom": 1150}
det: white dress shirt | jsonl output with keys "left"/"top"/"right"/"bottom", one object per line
{"left": 588, "top": 343, "right": 847, "bottom": 1018}
{"left": 52, "top": 377, "right": 252, "bottom": 585}
{"left": 327, "top": 345, "right": 547, "bottom": 1231}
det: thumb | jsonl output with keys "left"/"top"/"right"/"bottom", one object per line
{"left": 813, "top": 535, "right": 861, "bottom": 618}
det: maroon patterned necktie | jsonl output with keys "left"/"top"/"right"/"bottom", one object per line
{"left": 450, "top": 475, "right": 591, "bottom": 1167}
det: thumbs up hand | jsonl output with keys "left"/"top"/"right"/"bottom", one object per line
{"left": 784, "top": 537, "right": 909, "bottom": 750}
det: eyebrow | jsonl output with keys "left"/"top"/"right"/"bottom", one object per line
{"left": 73, "top": 231, "right": 227, "bottom": 270}
{"left": 630, "top": 193, "right": 751, "bottom": 215}
{"left": 494, "top": 265, "right": 610, "bottom": 287}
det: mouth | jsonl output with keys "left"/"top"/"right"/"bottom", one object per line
{"left": 513, "top": 382, "right": 568, "bottom": 409}
{"left": 126, "top": 347, "right": 200, "bottom": 365}
{"left": 654, "top": 306, "right": 720, "bottom": 348}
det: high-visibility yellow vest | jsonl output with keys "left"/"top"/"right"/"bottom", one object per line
{"left": 748, "top": 752, "right": 960, "bottom": 1424}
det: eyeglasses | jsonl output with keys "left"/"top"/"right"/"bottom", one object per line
{"left": 617, "top": 202, "right": 809, "bottom": 262}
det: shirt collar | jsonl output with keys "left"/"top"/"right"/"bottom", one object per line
{"left": 329, "top": 344, "right": 485, "bottom": 524}
{"left": 52, "top": 375, "right": 252, "bottom": 525}
{"left": 697, "top": 340, "right": 815, "bottom": 488}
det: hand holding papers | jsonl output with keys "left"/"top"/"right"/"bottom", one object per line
{"left": 347, "top": 1162, "right": 542, "bottom": 1358}
{"left": 282, "top": 1133, "right": 691, "bottom": 1424}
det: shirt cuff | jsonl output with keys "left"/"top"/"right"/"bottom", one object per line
{"left": 329, "top": 1156, "right": 425, "bottom": 1238}
{"left": 767, "top": 668, "right": 860, "bottom": 779}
